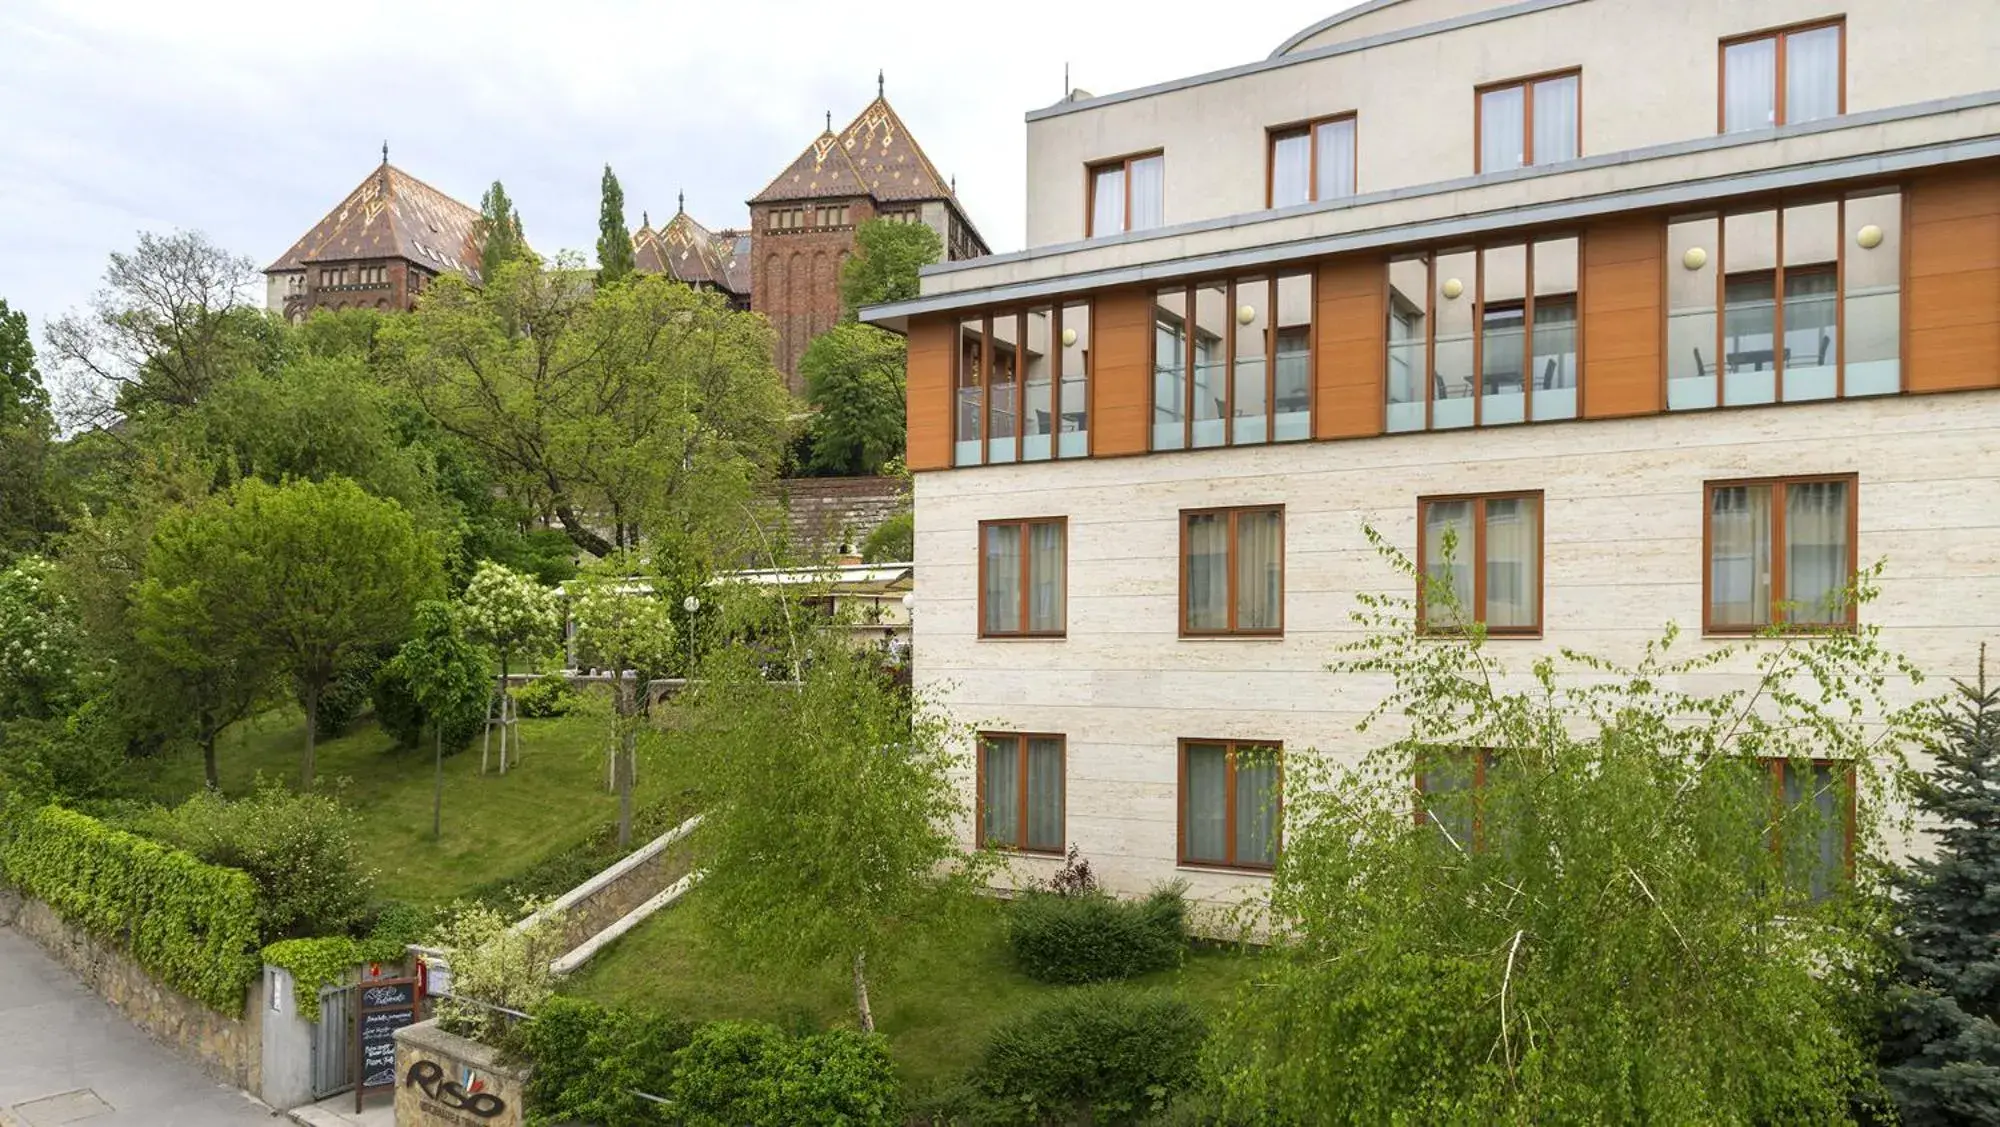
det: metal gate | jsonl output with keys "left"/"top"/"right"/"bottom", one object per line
{"left": 309, "top": 983, "right": 357, "bottom": 1100}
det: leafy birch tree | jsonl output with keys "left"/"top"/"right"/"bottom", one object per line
{"left": 1205, "top": 530, "right": 1935, "bottom": 1124}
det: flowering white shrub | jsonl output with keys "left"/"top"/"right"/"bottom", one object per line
{"left": 0, "top": 555, "right": 85, "bottom": 720}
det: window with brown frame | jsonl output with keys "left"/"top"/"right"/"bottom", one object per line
{"left": 1181, "top": 506, "right": 1283, "bottom": 637}
{"left": 953, "top": 304, "right": 1093, "bottom": 466}
{"left": 1721, "top": 20, "right": 1843, "bottom": 133}
{"left": 318, "top": 267, "right": 347, "bottom": 287}
{"left": 1757, "top": 756, "right": 1855, "bottom": 902}
{"left": 1269, "top": 114, "right": 1356, "bottom": 208}
{"left": 1418, "top": 492, "right": 1542, "bottom": 635}
{"left": 1087, "top": 152, "right": 1164, "bottom": 236}
{"left": 978, "top": 733, "right": 1065, "bottom": 853}
{"left": 1180, "top": 739, "right": 1281, "bottom": 870}
{"left": 1414, "top": 749, "right": 1497, "bottom": 851}
{"left": 1704, "top": 475, "right": 1855, "bottom": 634}
{"left": 979, "top": 518, "right": 1066, "bottom": 637}
{"left": 1476, "top": 70, "right": 1580, "bottom": 173}
{"left": 1151, "top": 274, "right": 1314, "bottom": 450}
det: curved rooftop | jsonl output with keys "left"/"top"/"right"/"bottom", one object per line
{"left": 1272, "top": 0, "right": 1514, "bottom": 58}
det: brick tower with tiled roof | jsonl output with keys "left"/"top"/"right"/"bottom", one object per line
{"left": 263, "top": 147, "right": 486, "bottom": 322}
{"left": 748, "top": 77, "right": 989, "bottom": 389}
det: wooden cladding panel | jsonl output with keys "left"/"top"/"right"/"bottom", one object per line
{"left": 1314, "top": 257, "right": 1386, "bottom": 440}
{"left": 905, "top": 314, "right": 955, "bottom": 471}
{"left": 1581, "top": 217, "right": 1663, "bottom": 418}
{"left": 1091, "top": 287, "right": 1154, "bottom": 457}
{"left": 1907, "top": 166, "right": 2000, "bottom": 394}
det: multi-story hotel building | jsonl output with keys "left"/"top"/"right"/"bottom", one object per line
{"left": 863, "top": 0, "right": 2000, "bottom": 905}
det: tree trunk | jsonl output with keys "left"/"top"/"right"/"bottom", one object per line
{"left": 432, "top": 725, "right": 444, "bottom": 840}
{"left": 553, "top": 502, "right": 613, "bottom": 558}
{"left": 615, "top": 682, "right": 636, "bottom": 848}
{"left": 852, "top": 951, "right": 875, "bottom": 1033}
{"left": 199, "top": 708, "right": 219, "bottom": 791}
{"left": 302, "top": 683, "right": 319, "bottom": 789}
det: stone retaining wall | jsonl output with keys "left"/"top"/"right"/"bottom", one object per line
{"left": 0, "top": 891, "right": 262, "bottom": 1091}
{"left": 515, "top": 814, "right": 701, "bottom": 961}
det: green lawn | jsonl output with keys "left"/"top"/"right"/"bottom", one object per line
{"left": 127, "top": 709, "right": 698, "bottom": 907}
{"left": 562, "top": 895, "right": 1265, "bottom": 1095}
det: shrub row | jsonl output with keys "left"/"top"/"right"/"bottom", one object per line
{"left": 1007, "top": 884, "right": 1189, "bottom": 985}
{"left": 519, "top": 998, "right": 899, "bottom": 1127}
{"left": 0, "top": 803, "right": 260, "bottom": 1011}
{"left": 961, "top": 987, "right": 1208, "bottom": 1127}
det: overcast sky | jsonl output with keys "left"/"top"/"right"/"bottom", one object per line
{"left": 0, "top": 0, "right": 1350, "bottom": 337}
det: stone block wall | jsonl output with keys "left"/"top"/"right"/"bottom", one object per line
{"left": 394, "top": 1019, "right": 529, "bottom": 1127}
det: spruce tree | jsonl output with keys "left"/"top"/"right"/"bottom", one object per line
{"left": 479, "top": 180, "right": 526, "bottom": 281}
{"left": 596, "top": 164, "right": 635, "bottom": 286}
{"left": 1882, "top": 647, "right": 2000, "bottom": 1124}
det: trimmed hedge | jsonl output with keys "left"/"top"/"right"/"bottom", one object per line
{"left": 0, "top": 804, "right": 260, "bottom": 1011}
{"left": 262, "top": 934, "right": 412, "bottom": 1022}
{"left": 513, "top": 673, "right": 579, "bottom": 719}
{"left": 1007, "top": 885, "right": 1188, "bottom": 985}
{"left": 967, "top": 987, "right": 1207, "bottom": 1126}
{"left": 517, "top": 999, "right": 897, "bottom": 1127}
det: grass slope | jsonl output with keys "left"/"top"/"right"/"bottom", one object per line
{"left": 562, "top": 896, "right": 1263, "bottom": 1094}
{"left": 128, "top": 709, "right": 694, "bottom": 906}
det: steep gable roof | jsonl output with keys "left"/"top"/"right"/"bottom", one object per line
{"left": 265, "top": 162, "right": 485, "bottom": 281}
{"left": 835, "top": 96, "right": 954, "bottom": 203}
{"left": 750, "top": 122, "right": 875, "bottom": 205}
{"left": 630, "top": 205, "right": 750, "bottom": 297}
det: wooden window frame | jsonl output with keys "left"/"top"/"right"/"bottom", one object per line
{"left": 1759, "top": 755, "right": 1858, "bottom": 888}
{"left": 1177, "top": 738, "right": 1283, "bottom": 872}
{"left": 1717, "top": 18, "right": 1846, "bottom": 133}
{"left": 1474, "top": 68, "right": 1582, "bottom": 174}
{"left": 1085, "top": 150, "right": 1164, "bottom": 237}
{"left": 954, "top": 304, "right": 1092, "bottom": 467}
{"left": 1415, "top": 491, "right": 1545, "bottom": 637}
{"left": 977, "top": 517, "right": 1068, "bottom": 638}
{"left": 1701, "top": 473, "right": 1859, "bottom": 636}
{"left": 1413, "top": 748, "right": 1497, "bottom": 850}
{"left": 1149, "top": 273, "right": 1318, "bottom": 451}
{"left": 1179, "top": 505, "right": 1286, "bottom": 638}
{"left": 1265, "top": 113, "right": 1358, "bottom": 208}
{"left": 975, "top": 732, "right": 1066, "bottom": 854}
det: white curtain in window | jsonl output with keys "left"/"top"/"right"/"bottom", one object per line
{"left": 1129, "top": 156, "right": 1165, "bottom": 230}
{"left": 1480, "top": 86, "right": 1526, "bottom": 171}
{"left": 1315, "top": 118, "right": 1357, "bottom": 199}
{"left": 1185, "top": 744, "right": 1228, "bottom": 863}
{"left": 1782, "top": 762, "right": 1845, "bottom": 901}
{"left": 983, "top": 524, "right": 1022, "bottom": 633}
{"left": 1233, "top": 749, "right": 1279, "bottom": 866}
{"left": 1271, "top": 132, "right": 1311, "bottom": 207}
{"left": 1710, "top": 485, "right": 1772, "bottom": 626}
{"left": 1234, "top": 510, "right": 1283, "bottom": 630}
{"left": 1186, "top": 514, "right": 1230, "bottom": 630}
{"left": 1484, "top": 498, "right": 1539, "bottom": 627}
{"left": 1724, "top": 38, "right": 1777, "bottom": 131}
{"left": 1091, "top": 166, "right": 1124, "bottom": 235}
{"left": 1028, "top": 522, "right": 1065, "bottom": 632}
{"left": 1424, "top": 501, "right": 1475, "bottom": 625}
{"left": 1532, "top": 75, "right": 1579, "bottom": 163}
{"left": 1026, "top": 738, "right": 1064, "bottom": 852}
{"left": 1786, "top": 480, "right": 1849, "bottom": 624}
{"left": 1786, "top": 26, "right": 1841, "bottom": 124}
{"left": 981, "top": 738, "right": 1019, "bottom": 845}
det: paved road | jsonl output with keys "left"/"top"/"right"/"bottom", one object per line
{"left": 0, "top": 924, "right": 277, "bottom": 1126}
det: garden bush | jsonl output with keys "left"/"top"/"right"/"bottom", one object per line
{"left": 966, "top": 987, "right": 1207, "bottom": 1126}
{"left": 372, "top": 658, "right": 485, "bottom": 751}
{"left": 429, "top": 899, "right": 566, "bottom": 1043}
{"left": 1007, "top": 883, "right": 1188, "bottom": 985}
{"left": 514, "top": 672, "right": 578, "bottom": 719}
{"left": 519, "top": 997, "right": 695, "bottom": 1127}
{"left": 0, "top": 804, "right": 260, "bottom": 1010}
{"left": 313, "top": 651, "right": 383, "bottom": 739}
{"left": 669, "top": 1020, "right": 899, "bottom": 1127}
{"left": 134, "top": 781, "right": 374, "bottom": 942}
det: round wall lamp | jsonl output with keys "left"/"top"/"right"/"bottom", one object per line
{"left": 1441, "top": 278, "right": 1464, "bottom": 300}
{"left": 1682, "top": 247, "right": 1709, "bottom": 270}
{"left": 1236, "top": 304, "right": 1258, "bottom": 325}
{"left": 1856, "top": 224, "right": 1884, "bottom": 250}
{"left": 1061, "top": 327, "right": 1078, "bottom": 347}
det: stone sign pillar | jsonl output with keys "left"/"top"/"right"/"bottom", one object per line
{"left": 392, "top": 1019, "right": 529, "bottom": 1127}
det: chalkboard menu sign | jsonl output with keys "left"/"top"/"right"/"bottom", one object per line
{"left": 355, "top": 977, "right": 420, "bottom": 1112}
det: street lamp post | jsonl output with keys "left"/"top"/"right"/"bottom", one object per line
{"left": 681, "top": 594, "right": 701, "bottom": 680}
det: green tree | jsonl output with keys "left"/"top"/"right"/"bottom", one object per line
{"left": 387, "top": 259, "right": 791, "bottom": 559}
{"left": 0, "top": 556, "right": 86, "bottom": 723}
{"left": 1880, "top": 650, "right": 2000, "bottom": 1124}
{"left": 838, "top": 218, "right": 941, "bottom": 318}
{"left": 596, "top": 165, "right": 635, "bottom": 286}
{"left": 1203, "top": 535, "right": 1932, "bottom": 1123}
{"left": 0, "top": 298, "right": 56, "bottom": 557}
{"left": 458, "top": 560, "right": 562, "bottom": 773}
{"left": 186, "top": 477, "right": 441, "bottom": 786}
{"left": 568, "top": 556, "right": 675, "bottom": 848}
{"left": 132, "top": 506, "right": 285, "bottom": 790}
{"left": 383, "top": 601, "right": 492, "bottom": 839}
{"left": 800, "top": 323, "right": 905, "bottom": 476}
{"left": 479, "top": 181, "right": 529, "bottom": 281}
{"left": 674, "top": 631, "right": 982, "bottom": 1031}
